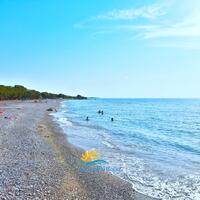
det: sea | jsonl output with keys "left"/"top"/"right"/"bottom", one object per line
{"left": 52, "top": 98, "right": 200, "bottom": 200}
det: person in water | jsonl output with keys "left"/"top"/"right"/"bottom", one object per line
{"left": 86, "top": 116, "right": 89, "bottom": 121}
{"left": 98, "top": 110, "right": 101, "bottom": 114}
{"left": 101, "top": 110, "right": 104, "bottom": 115}
{"left": 111, "top": 118, "right": 114, "bottom": 122}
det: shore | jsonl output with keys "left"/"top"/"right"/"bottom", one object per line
{"left": 0, "top": 100, "right": 155, "bottom": 200}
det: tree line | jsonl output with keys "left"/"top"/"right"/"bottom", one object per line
{"left": 0, "top": 85, "right": 87, "bottom": 100}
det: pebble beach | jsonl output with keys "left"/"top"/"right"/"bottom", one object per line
{"left": 0, "top": 100, "right": 154, "bottom": 200}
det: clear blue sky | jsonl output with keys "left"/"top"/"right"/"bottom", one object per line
{"left": 0, "top": 0, "right": 200, "bottom": 98}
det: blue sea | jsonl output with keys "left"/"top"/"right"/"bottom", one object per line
{"left": 52, "top": 99, "right": 200, "bottom": 200}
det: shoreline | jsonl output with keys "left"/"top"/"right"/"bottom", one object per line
{"left": 0, "top": 100, "right": 156, "bottom": 199}
{"left": 45, "top": 100, "right": 156, "bottom": 200}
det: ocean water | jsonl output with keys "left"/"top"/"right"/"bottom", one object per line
{"left": 52, "top": 99, "right": 200, "bottom": 199}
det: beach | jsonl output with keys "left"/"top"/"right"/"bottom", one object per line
{"left": 0, "top": 100, "right": 154, "bottom": 200}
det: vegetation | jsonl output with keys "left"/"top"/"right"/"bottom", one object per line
{"left": 0, "top": 85, "right": 87, "bottom": 100}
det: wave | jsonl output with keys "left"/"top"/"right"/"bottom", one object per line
{"left": 52, "top": 99, "right": 200, "bottom": 200}
{"left": 51, "top": 112, "right": 73, "bottom": 127}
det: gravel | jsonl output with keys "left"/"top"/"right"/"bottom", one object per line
{"left": 0, "top": 100, "right": 156, "bottom": 200}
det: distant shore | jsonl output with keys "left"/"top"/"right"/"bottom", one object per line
{"left": 0, "top": 100, "right": 155, "bottom": 199}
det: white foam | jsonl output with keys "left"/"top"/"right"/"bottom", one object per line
{"left": 60, "top": 101, "right": 66, "bottom": 108}
{"left": 57, "top": 117, "right": 73, "bottom": 126}
{"left": 116, "top": 156, "right": 200, "bottom": 200}
{"left": 50, "top": 111, "right": 73, "bottom": 127}
{"left": 50, "top": 99, "right": 200, "bottom": 200}
{"left": 102, "top": 140, "right": 115, "bottom": 149}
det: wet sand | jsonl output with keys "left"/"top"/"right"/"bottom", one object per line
{"left": 0, "top": 100, "right": 156, "bottom": 199}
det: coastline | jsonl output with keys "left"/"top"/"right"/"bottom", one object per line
{"left": 44, "top": 100, "right": 156, "bottom": 200}
{"left": 0, "top": 100, "right": 156, "bottom": 199}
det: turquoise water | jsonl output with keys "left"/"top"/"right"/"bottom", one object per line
{"left": 53, "top": 99, "right": 200, "bottom": 199}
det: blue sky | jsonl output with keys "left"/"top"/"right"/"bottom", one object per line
{"left": 0, "top": 0, "right": 200, "bottom": 98}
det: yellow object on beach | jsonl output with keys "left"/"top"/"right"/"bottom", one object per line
{"left": 81, "top": 149, "right": 100, "bottom": 163}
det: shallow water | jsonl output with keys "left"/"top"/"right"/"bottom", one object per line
{"left": 52, "top": 99, "right": 200, "bottom": 199}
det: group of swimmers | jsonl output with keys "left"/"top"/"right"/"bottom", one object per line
{"left": 86, "top": 110, "right": 114, "bottom": 122}
{"left": 97, "top": 110, "right": 104, "bottom": 115}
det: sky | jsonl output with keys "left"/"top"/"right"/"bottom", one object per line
{"left": 0, "top": 0, "right": 200, "bottom": 98}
